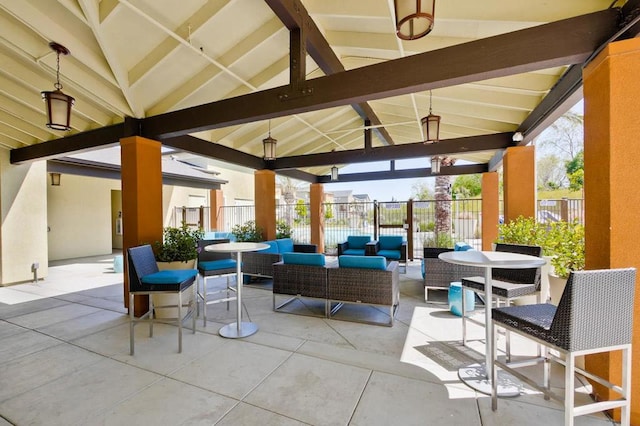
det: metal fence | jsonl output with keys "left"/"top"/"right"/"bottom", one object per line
{"left": 174, "top": 198, "right": 584, "bottom": 258}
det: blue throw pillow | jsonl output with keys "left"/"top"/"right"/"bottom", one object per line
{"left": 454, "top": 242, "right": 474, "bottom": 251}
{"left": 347, "top": 235, "right": 371, "bottom": 249}
{"left": 282, "top": 252, "right": 325, "bottom": 266}
{"left": 261, "top": 240, "right": 279, "bottom": 253}
{"left": 338, "top": 255, "right": 387, "bottom": 270}
{"left": 379, "top": 235, "right": 403, "bottom": 250}
{"left": 276, "top": 238, "right": 294, "bottom": 254}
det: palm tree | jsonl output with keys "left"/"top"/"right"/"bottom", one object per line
{"left": 434, "top": 158, "right": 456, "bottom": 242}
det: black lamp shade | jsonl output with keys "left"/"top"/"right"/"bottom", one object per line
{"left": 394, "top": 0, "right": 436, "bottom": 40}
{"left": 263, "top": 136, "right": 277, "bottom": 160}
{"left": 421, "top": 113, "right": 440, "bottom": 143}
{"left": 42, "top": 89, "right": 75, "bottom": 131}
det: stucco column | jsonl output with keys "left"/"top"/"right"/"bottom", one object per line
{"left": 503, "top": 146, "right": 536, "bottom": 223}
{"left": 209, "top": 189, "right": 224, "bottom": 231}
{"left": 254, "top": 170, "right": 276, "bottom": 240}
{"left": 481, "top": 172, "right": 499, "bottom": 250}
{"left": 121, "top": 136, "right": 163, "bottom": 315}
{"left": 310, "top": 183, "right": 325, "bottom": 253}
{"left": 583, "top": 37, "right": 640, "bottom": 422}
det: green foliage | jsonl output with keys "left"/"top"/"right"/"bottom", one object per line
{"left": 294, "top": 200, "right": 308, "bottom": 224}
{"left": 154, "top": 223, "right": 204, "bottom": 262}
{"left": 231, "top": 220, "right": 263, "bottom": 242}
{"left": 324, "top": 203, "right": 334, "bottom": 220}
{"left": 546, "top": 221, "right": 585, "bottom": 279}
{"left": 452, "top": 174, "right": 482, "bottom": 198}
{"left": 423, "top": 233, "right": 455, "bottom": 248}
{"left": 497, "top": 215, "right": 584, "bottom": 279}
{"left": 411, "top": 181, "right": 434, "bottom": 200}
{"left": 566, "top": 151, "right": 584, "bottom": 191}
{"left": 276, "top": 220, "right": 293, "bottom": 239}
{"left": 496, "top": 216, "right": 550, "bottom": 248}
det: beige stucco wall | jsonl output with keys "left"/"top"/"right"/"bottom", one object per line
{"left": 0, "top": 152, "right": 48, "bottom": 285}
{"left": 47, "top": 174, "right": 120, "bottom": 261}
{"left": 162, "top": 186, "right": 210, "bottom": 227}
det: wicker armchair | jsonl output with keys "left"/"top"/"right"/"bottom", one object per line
{"left": 422, "top": 247, "right": 483, "bottom": 302}
{"left": 491, "top": 268, "right": 636, "bottom": 425}
{"left": 327, "top": 256, "right": 400, "bottom": 326}
{"left": 272, "top": 253, "right": 332, "bottom": 317}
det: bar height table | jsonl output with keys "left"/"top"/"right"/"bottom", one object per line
{"left": 205, "top": 242, "right": 269, "bottom": 338}
{"left": 439, "top": 250, "right": 546, "bottom": 405}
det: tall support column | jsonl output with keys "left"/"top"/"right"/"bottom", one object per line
{"left": 310, "top": 183, "right": 325, "bottom": 253}
{"left": 209, "top": 189, "right": 224, "bottom": 231}
{"left": 121, "top": 136, "right": 163, "bottom": 315}
{"left": 255, "top": 170, "right": 276, "bottom": 240}
{"left": 481, "top": 172, "right": 499, "bottom": 250}
{"left": 583, "top": 38, "right": 640, "bottom": 423}
{"left": 503, "top": 146, "right": 536, "bottom": 223}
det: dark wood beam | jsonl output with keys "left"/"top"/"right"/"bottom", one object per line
{"left": 10, "top": 123, "right": 127, "bottom": 164}
{"left": 143, "top": 9, "right": 619, "bottom": 139}
{"left": 276, "top": 168, "right": 318, "bottom": 183}
{"left": 317, "top": 164, "right": 488, "bottom": 183}
{"left": 160, "top": 135, "right": 265, "bottom": 170}
{"left": 264, "top": 0, "right": 395, "bottom": 145}
{"left": 274, "top": 133, "right": 512, "bottom": 169}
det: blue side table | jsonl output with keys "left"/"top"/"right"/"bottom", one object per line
{"left": 448, "top": 281, "right": 474, "bottom": 316}
{"left": 113, "top": 255, "right": 124, "bottom": 273}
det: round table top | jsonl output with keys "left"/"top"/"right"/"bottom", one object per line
{"left": 204, "top": 242, "right": 270, "bottom": 253}
{"left": 439, "top": 250, "right": 546, "bottom": 269}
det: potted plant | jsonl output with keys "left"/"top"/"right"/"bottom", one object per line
{"left": 154, "top": 223, "right": 205, "bottom": 267}
{"left": 152, "top": 223, "right": 204, "bottom": 318}
{"left": 276, "top": 219, "right": 293, "bottom": 239}
{"left": 231, "top": 220, "right": 263, "bottom": 242}
{"left": 545, "top": 220, "right": 585, "bottom": 304}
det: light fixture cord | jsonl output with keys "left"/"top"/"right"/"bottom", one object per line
{"left": 429, "top": 90, "right": 433, "bottom": 114}
{"left": 268, "top": 120, "right": 271, "bottom": 137}
{"left": 54, "top": 51, "right": 63, "bottom": 90}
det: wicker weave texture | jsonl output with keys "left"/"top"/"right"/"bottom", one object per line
{"left": 327, "top": 261, "right": 399, "bottom": 306}
{"left": 241, "top": 252, "right": 281, "bottom": 277}
{"left": 425, "top": 258, "right": 483, "bottom": 290}
{"left": 127, "top": 245, "right": 195, "bottom": 292}
{"left": 272, "top": 262, "right": 328, "bottom": 299}
{"left": 494, "top": 268, "right": 636, "bottom": 351}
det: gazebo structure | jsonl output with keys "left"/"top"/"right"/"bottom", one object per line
{"left": 0, "top": 0, "right": 639, "bottom": 421}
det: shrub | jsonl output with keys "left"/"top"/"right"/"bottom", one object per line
{"left": 154, "top": 223, "right": 204, "bottom": 262}
{"left": 231, "top": 220, "right": 263, "bottom": 242}
{"left": 276, "top": 220, "right": 293, "bottom": 239}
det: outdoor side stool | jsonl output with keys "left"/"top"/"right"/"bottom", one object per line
{"left": 127, "top": 244, "right": 197, "bottom": 355}
{"left": 196, "top": 239, "right": 237, "bottom": 327}
{"left": 448, "top": 281, "right": 474, "bottom": 317}
{"left": 491, "top": 268, "right": 636, "bottom": 426}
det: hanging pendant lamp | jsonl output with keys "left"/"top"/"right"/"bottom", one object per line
{"left": 41, "top": 42, "right": 75, "bottom": 131}
{"left": 421, "top": 90, "right": 440, "bottom": 143}
{"left": 263, "top": 120, "right": 277, "bottom": 160}
{"left": 394, "top": 0, "right": 436, "bottom": 40}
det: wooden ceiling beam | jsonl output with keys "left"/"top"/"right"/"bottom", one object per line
{"left": 317, "top": 164, "right": 489, "bottom": 183}
{"left": 142, "top": 8, "right": 619, "bottom": 139}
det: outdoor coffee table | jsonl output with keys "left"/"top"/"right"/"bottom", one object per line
{"left": 439, "top": 250, "right": 546, "bottom": 405}
{"left": 205, "top": 242, "right": 269, "bottom": 338}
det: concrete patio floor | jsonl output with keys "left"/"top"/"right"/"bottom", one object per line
{"left": 0, "top": 254, "right": 616, "bottom": 425}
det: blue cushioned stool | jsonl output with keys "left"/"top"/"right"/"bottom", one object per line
{"left": 196, "top": 239, "right": 238, "bottom": 327}
{"left": 448, "top": 281, "right": 475, "bottom": 317}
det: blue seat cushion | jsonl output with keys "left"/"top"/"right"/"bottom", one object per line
{"left": 343, "top": 248, "right": 366, "bottom": 256}
{"left": 339, "top": 255, "right": 387, "bottom": 270}
{"left": 455, "top": 242, "right": 474, "bottom": 251}
{"left": 377, "top": 249, "right": 401, "bottom": 260}
{"left": 346, "top": 236, "right": 371, "bottom": 250}
{"left": 141, "top": 269, "right": 197, "bottom": 284}
{"left": 199, "top": 259, "right": 237, "bottom": 271}
{"left": 261, "top": 240, "right": 279, "bottom": 253}
{"left": 276, "top": 238, "right": 294, "bottom": 254}
{"left": 379, "top": 235, "right": 403, "bottom": 250}
{"left": 282, "top": 252, "right": 325, "bottom": 266}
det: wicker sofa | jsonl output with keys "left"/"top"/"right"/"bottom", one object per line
{"left": 272, "top": 252, "right": 333, "bottom": 316}
{"left": 241, "top": 238, "right": 317, "bottom": 279}
{"left": 327, "top": 255, "right": 400, "bottom": 326}
{"left": 422, "top": 247, "right": 483, "bottom": 302}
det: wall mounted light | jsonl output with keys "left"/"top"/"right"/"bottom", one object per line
{"left": 263, "top": 120, "right": 277, "bottom": 160}
{"left": 330, "top": 166, "right": 339, "bottom": 181}
{"left": 421, "top": 90, "right": 440, "bottom": 143}
{"left": 431, "top": 156, "right": 440, "bottom": 174}
{"left": 41, "top": 42, "right": 75, "bottom": 131}
{"left": 394, "top": 0, "right": 436, "bottom": 40}
{"left": 50, "top": 172, "right": 61, "bottom": 186}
